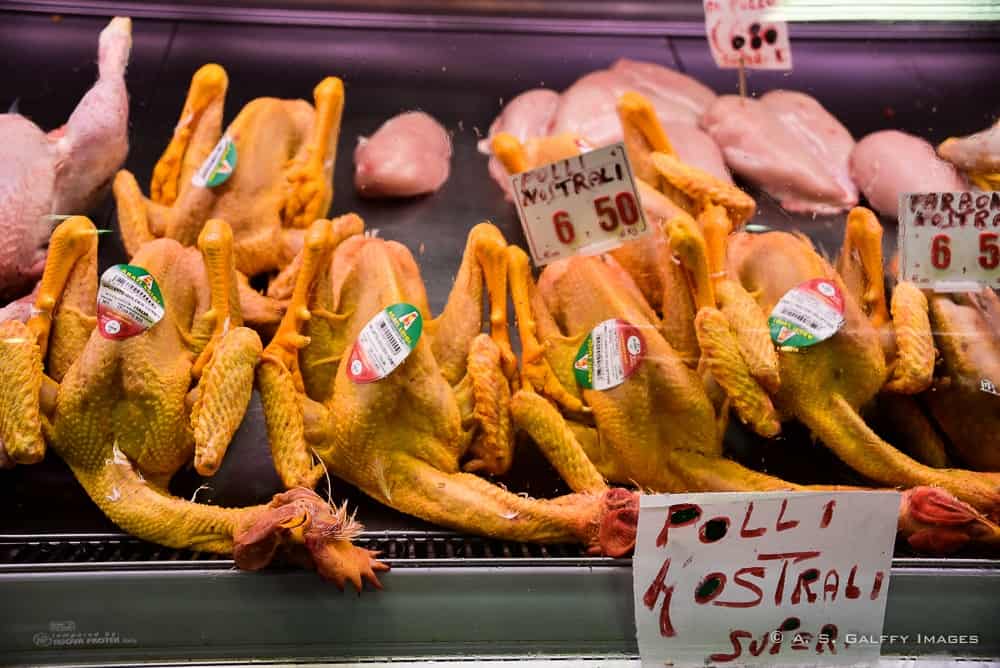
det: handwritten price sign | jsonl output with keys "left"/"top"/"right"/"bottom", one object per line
{"left": 899, "top": 191, "right": 1000, "bottom": 291}
{"left": 510, "top": 142, "right": 651, "bottom": 266}
{"left": 633, "top": 491, "right": 900, "bottom": 667}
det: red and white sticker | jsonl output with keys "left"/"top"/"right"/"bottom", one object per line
{"left": 347, "top": 303, "right": 423, "bottom": 383}
{"left": 510, "top": 142, "right": 651, "bottom": 266}
{"left": 96, "top": 264, "right": 165, "bottom": 340}
{"left": 899, "top": 191, "right": 1000, "bottom": 291}
{"left": 704, "top": 0, "right": 792, "bottom": 70}
{"left": 768, "top": 279, "right": 845, "bottom": 349}
{"left": 573, "top": 319, "right": 646, "bottom": 391}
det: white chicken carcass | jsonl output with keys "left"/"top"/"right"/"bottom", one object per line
{"left": 0, "top": 17, "right": 131, "bottom": 302}
{"left": 937, "top": 120, "right": 1000, "bottom": 191}
{"left": 354, "top": 111, "right": 452, "bottom": 198}
{"left": 701, "top": 91, "right": 858, "bottom": 215}
{"left": 851, "top": 130, "right": 967, "bottom": 218}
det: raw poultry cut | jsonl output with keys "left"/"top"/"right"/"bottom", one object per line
{"left": 702, "top": 91, "right": 858, "bottom": 214}
{"left": 354, "top": 111, "right": 452, "bottom": 198}
{"left": 0, "top": 216, "right": 384, "bottom": 588}
{"left": 256, "top": 216, "right": 637, "bottom": 554}
{"left": 114, "top": 64, "right": 345, "bottom": 277}
{"left": 482, "top": 60, "right": 727, "bottom": 198}
{"left": 938, "top": 119, "right": 1000, "bottom": 191}
{"left": 0, "top": 17, "right": 131, "bottom": 302}
{"left": 850, "top": 130, "right": 966, "bottom": 218}
{"left": 480, "top": 89, "right": 560, "bottom": 199}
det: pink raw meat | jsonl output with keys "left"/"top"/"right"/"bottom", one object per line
{"left": 354, "top": 111, "right": 452, "bottom": 198}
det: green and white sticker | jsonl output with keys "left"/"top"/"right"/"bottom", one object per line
{"left": 573, "top": 318, "right": 645, "bottom": 390}
{"left": 192, "top": 134, "right": 237, "bottom": 188}
{"left": 96, "top": 264, "right": 165, "bottom": 340}
{"left": 768, "top": 278, "right": 845, "bottom": 349}
{"left": 347, "top": 303, "right": 423, "bottom": 383}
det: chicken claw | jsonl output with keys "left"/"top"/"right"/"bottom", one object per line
{"left": 234, "top": 488, "right": 388, "bottom": 592}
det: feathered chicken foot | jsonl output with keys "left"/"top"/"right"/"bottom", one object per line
{"left": 651, "top": 152, "right": 756, "bottom": 225}
{"left": 617, "top": 91, "right": 677, "bottom": 195}
{"left": 0, "top": 320, "right": 46, "bottom": 464}
{"left": 281, "top": 77, "right": 345, "bottom": 228}
{"left": 460, "top": 334, "right": 516, "bottom": 476}
{"left": 150, "top": 64, "right": 228, "bottom": 206}
{"left": 75, "top": 455, "right": 385, "bottom": 590}
{"left": 800, "top": 394, "right": 1000, "bottom": 514}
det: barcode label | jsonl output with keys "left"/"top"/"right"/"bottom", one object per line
{"left": 575, "top": 319, "right": 645, "bottom": 391}
{"left": 348, "top": 303, "right": 424, "bottom": 383}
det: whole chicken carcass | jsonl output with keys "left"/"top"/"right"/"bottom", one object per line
{"left": 354, "top": 111, "right": 451, "bottom": 198}
{"left": 114, "top": 64, "right": 345, "bottom": 278}
{"left": 257, "top": 217, "right": 637, "bottom": 555}
{"left": 0, "top": 17, "right": 131, "bottom": 302}
{"left": 850, "top": 130, "right": 966, "bottom": 218}
{"left": 0, "top": 216, "right": 385, "bottom": 589}
{"left": 702, "top": 91, "right": 858, "bottom": 214}
{"left": 937, "top": 120, "right": 1000, "bottom": 191}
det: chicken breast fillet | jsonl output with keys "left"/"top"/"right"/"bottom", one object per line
{"left": 354, "top": 111, "right": 452, "bottom": 198}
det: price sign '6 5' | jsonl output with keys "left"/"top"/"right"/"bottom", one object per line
{"left": 899, "top": 191, "right": 1000, "bottom": 291}
{"left": 510, "top": 142, "right": 651, "bottom": 266}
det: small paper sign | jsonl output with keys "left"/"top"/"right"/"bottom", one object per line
{"left": 634, "top": 491, "right": 900, "bottom": 667}
{"left": 96, "top": 264, "right": 165, "bottom": 340}
{"left": 768, "top": 279, "right": 845, "bottom": 349}
{"left": 510, "top": 142, "right": 650, "bottom": 266}
{"left": 347, "top": 303, "right": 423, "bottom": 383}
{"left": 573, "top": 319, "right": 646, "bottom": 390}
{"left": 704, "top": 0, "right": 792, "bottom": 70}
{"left": 899, "top": 191, "right": 1000, "bottom": 291}
{"left": 192, "top": 135, "right": 237, "bottom": 188}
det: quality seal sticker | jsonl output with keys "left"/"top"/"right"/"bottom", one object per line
{"left": 347, "top": 303, "right": 423, "bottom": 383}
{"left": 574, "top": 318, "right": 645, "bottom": 390}
{"left": 768, "top": 278, "right": 845, "bottom": 349}
{"left": 96, "top": 264, "right": 165, "bottom": 340}
{"left": 191, "top": 135, "right": 237, "bottom": 188}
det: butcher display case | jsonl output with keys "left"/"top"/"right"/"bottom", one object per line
{"left": 1, "top": 1, "right": 999, "bottom": 666}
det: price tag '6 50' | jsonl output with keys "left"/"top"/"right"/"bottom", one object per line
{"left": 899, "top": 191, "right": 1000, "bottom": 291}
{"left": 510, "top": 142, "right": 651, "bottom": 266}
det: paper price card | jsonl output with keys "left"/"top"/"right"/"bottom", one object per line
{"left": 704, "top": 0, "right": 792, "bottom": 70}
{"left": 510, "top": 142, "right": 650, "bottom": 266}
{"left": 899, "top": 192, "right": 1000, "bottom": 291}
{"left": 633, "top": 491, "right": 900, "bottom": 667}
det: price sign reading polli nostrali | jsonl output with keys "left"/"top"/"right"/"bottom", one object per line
{"left": 96, "top": 264, "right": 165, "bottom": 340}
{"left": 899, "top": 192, "right": 1000, "bottom": 291}
{"left": 510, "top": 142, "right": 650, "bottom": 266}
{"left": 633, "top": 491, "right": 900, "bottom": 668}
{"left": 704, "top": 0, "right": 792, "bottom": 70}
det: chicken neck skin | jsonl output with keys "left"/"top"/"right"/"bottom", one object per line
{"left": 0, "top": 216, "right": 384, "bottom": 589}
{"left": 258, "top": 218, "right": 635, "bottom": 554}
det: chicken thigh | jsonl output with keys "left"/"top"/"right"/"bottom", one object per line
{"left": 851, "top": 130, "right": 966, "bottom": 218}
{"left": 702, "top": 92, "right": 858, "bottom": 214}
{"left": 354, "top": 111, "right": 451, "bottom": 198}
{"left": 0, "top": 17, "right": 130, "bottom": 301}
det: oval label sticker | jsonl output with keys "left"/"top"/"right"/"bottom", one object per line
{"left": 192, "top": 134, "right": 237, "bottom": 188}
{"left": 574, "top": 318, "right": 645, "bottom": 390}
{"left": 768, "top": 278, "right": 845, "bottom": 349}
{"left": 96, "top": 264, "right": 166, "bottom": 340}
{"left": 347, "top": 303, "right": 423, "bottom": 383}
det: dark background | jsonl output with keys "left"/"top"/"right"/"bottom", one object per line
{"left": 1, "top": 10, "right": 998, "bottom": 536}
